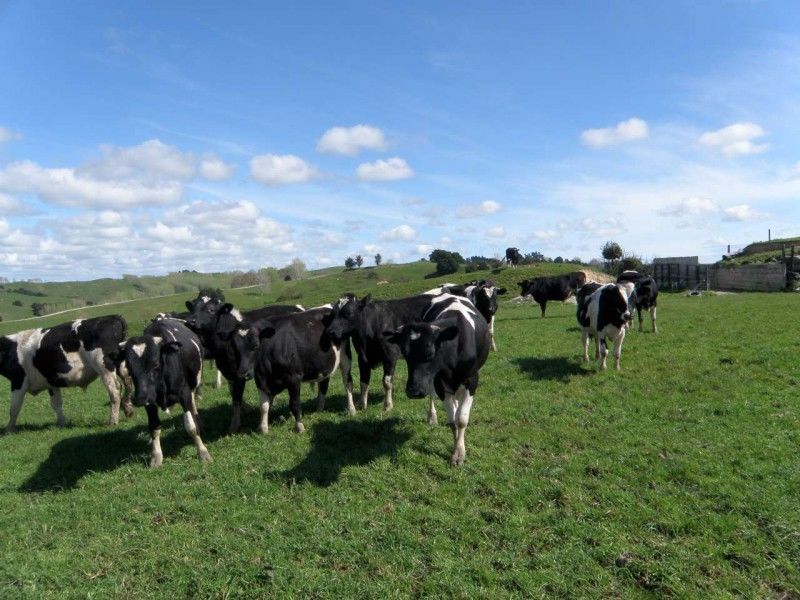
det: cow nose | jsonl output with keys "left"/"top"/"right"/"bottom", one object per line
{"left": 405, "top": 386, "right": 426, "bottom": 399}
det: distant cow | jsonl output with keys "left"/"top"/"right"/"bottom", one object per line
{"left": 616, "top": 271, "right": 658, "bottom": 333}
{"left": 576, "top": 282, "right": 635, "bottom": 370}
{"left": 325, "top": 290, "right": 445, "bottom": 412}
{"left": 384, "top": 294, "right": 490, "bottom": 466}
{"left": 111, "top": 317, "right": 210, "bottom": 467}
{"left": 245, "top": 306, "right": 354, "bottom": 434}
{"left": 518, "top": 271, "right": 587, "bottom": 318}
{"left": 185, "top": 302, "right": 306, "bottom": 432}
{"left": 505, "top": 247, "right": 522, "bottom": 267}
{"left": 441, "top": 280, "right": 507, "bottom": 351}
{"left": 0, "top": 316, "right": 133, "bottom": 433}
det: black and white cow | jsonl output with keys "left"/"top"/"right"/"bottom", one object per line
{"left": 111, "top": 317, "right": 210, "bottom": 467}
{"left": 518, "top": 271, "right": 587, "bottom": 318}
{"left": 0, "top": 315, "right": 133, "bottom": 433}
{"left": 505, "top": 247, "right": 522, "bottom": 267}
{"left": 576, "top": 282, "right": 635, "bottom": 370}
{"left": 244, "top": 306, "right": 354, "bottom": 434}
{"left": 616, "top": 271, "right": 658, "bottom": 333}
{"left": 185, "top": 302, "right": 305, "bottom": 432}
{"left": 440, "top": 280, "right": 507, "bottom": 351}
{"left": 384, "top": 294, "right": 490, "bottom": 466}
{"left": 325, "top": 290, "right": 445, "bottom": 412}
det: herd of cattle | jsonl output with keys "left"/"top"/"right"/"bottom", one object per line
{"left": 0, "top": 270, "right": 657, "bottom": 468}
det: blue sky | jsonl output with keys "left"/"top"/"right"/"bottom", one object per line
{"left": 1, "top": 1, "right": 800, "bottom": 280}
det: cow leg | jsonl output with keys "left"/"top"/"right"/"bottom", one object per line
{"left": 316, "top": 378, "right": 330, "bottom": 412}
{"left": 228, "top": 379, "right": 246, "bottom": 433}
{"left": 358, "top": 355, "right": 371, "bottom": 410}
{"left": 340, "top": 348, "right": 356, "bottom": 416}
{"left": 382, "top": 360, "right": 395, "bottom": 412}
{"left": 637, "top": 306, "right": 644, "bottom": 332}
{"left": 651, "top": 306, "right": 657, "bottom": 333}
{"left": 452, "top": 387, "right": 474, "bottom": 467}
{"left": 99, "top": 369, "right": 123, "bottom": 426}
{"left": 145, "top": 404, "right": 163, "bottom": 468}
{"left": 183, "top": 399, "right": 211, "bottom": 463}
{"left": 258, "top": 389, "right": 271, "bottom": 434}
{"left": 613, "top": 330, "right": 626, "bottom": 371}
{"left": 5, "top": 382, "right": 28, "bottom": 434}
{"left": 427, "top": 397, "right": 438, "bottom": 426}
{"left": 581, "top": 329, "right": 590, "bottom": 363}
{"left": 444, "top": 392, "right": 458, "bottom": 442}
{"left": 49, "top": 388, "right": 67, "bottom": 427}
{"left": 489, "top": 317, "right": 497, "bottom": 352}
{"left": 540, "top": 300, "right": 547, "bottom": 318}
{"left": 289, "top": 380, "right": 304, "bottom": 433}
{"left": 599, "top": 337, "right": 608, "bottom": 370}
{"left": 118, "top": 369, "right": 135, "bottom": 418}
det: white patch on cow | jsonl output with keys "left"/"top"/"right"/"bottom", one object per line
{"left": 200, "top": 296, "right": 211, "bottom": 303}
{"left": 409, "top": 330, "right": 421, "bottom": 341}
{"left": 151, "top": 336, "right": 163, "bottom": 346}
{"left": 132, "top": 343, "right": 146, "bottom": 357}
{"left": 230, "top": 308, "right": 243, "bottom": 322}
{"left": 440, "top": 301, "right": 476, "bottom": 330}
{"left": 338, "top": 296, "right": 350, "bottom": 308}
{"left": 71, "top": 319, "right": 83, "bottom": 333}
{"left": 190, "top": 338, "right": 202, "bottom": 357}
{"left": 237, "top": 328, "right": 248, "bottom": 338}
{"left": 296, "top": 304, "right": 306, "bottom": 311}
{"left": 423, "top": 285, "right": 448, "bottom": 296}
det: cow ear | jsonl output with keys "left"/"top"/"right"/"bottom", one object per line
{"left": 433, "top": 320, "right": 459, "bottom": 343}
{"left": 360, "top": 294, "right": 372, "bottom": 307}
{"left": 185, "top": 300, "right": 194, "bottom": 312}
{"left": 496, "top": 287, "right": 507, "bottom": 295}
{"left": 259, "top": 325, "right": 277, "bottom": 340}
{"left": 321, "top": 310, "right": 334, "bottom": 327}
{"left": 218, "top": 303, "right": 235, "bottom": 316}
{"left": 107, "top": 343, "right": 125, "bottom": 366}
{"left": 382, "top": 326, "right": 403, "bottom": 345}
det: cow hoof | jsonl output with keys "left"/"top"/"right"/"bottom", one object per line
{"left": 198, "top": 450, "right": 212, "bottom": 463}
{"left": 258, "top": 425, "right": 269, "bottom": 434}
{"left": 450, "top": 453, "right": 465, "bottom": 467}
{"left": 427, "top": 414, "right": 438, "bottom": 426}
{"left": 359, "top": 401, "right": 368, "bottom": 411}
{"left": 57, "top": 420, "right": 68, "bottom": 428}
{"left": 108, "top": 417, "right": 119, "bottom": 426}
{"left": 294, "top": 422, "right": 305, "bottom": 434}
{"left": 316, "top": 400, "right": 326, "bottom": 412}
{"left": 149, "top": 455, "right": 163, "bottom": 468}
{"left": 3, "top": 426, "right": 16, "bottom": 435}
{"left": 346, "top": 406, "right": 357, "bottom": 417}
{"left": 383, "top": 403, "right": 394, "bottom": 413}
{"left": 228, "top": 424, "right": 240, "bottom": 435}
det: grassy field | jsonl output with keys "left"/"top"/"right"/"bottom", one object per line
{"left": 0, "top": 265, "right": 798, "bottom": 597}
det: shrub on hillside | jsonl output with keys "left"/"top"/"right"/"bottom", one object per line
{"left": 231, "top": 271, "right": 268, "bottom": 288}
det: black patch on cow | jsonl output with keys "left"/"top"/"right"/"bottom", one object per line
{"left": 596, "top": 285, "right": 630, "bottom": 331}
{"left": 0, "top": 336, "right": 25, "bottom": 390}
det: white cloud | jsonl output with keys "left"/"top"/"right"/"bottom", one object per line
{"left": 317, "top": 125, "right": 387, "bottom": 156}
{"left": 379, "top": 224, "right": 416, "bottom": 241}
{"left": 79, "top": 139, "right": 196, "bottom": 181}
{"left": 415, "top": 244, "right": 434, "bottom": 254}
{"left": 581, "top": 118, "right": 649, "bottom": 148}
{"left": 0, "top": 160, "right": 182, "bottom": 208}
{"left": 658, "top": 197, "right": 720, "bottom": 217}
{"left": 697, "top": 122, "right": 769, "bottom": 157}
{"left": 146, "top": 221, "right": 193, "bottom": 242}
{"left": 250, "top": 154, "right": 315, "bottom": 185}
{"left": 0, "top": 126, "right": 21, "bottom": 143}
{"left": 363, "top": 244, "right": 381, "bottom": 254}
{"left": 533, "top": 229, "right": 559, "bottom": 241}
{"left": 356, "top": 157, "right": 413, "bottom": 181}
{"left": 199, "top": 154, "right": 235, "bottom": 180}
{"left": 0, "top": 192, "right": 36, "bottom": 215}
{"left": 456, "top": 199, "right": 501, "bottom": 218}
{"left": 722, "top": 204, "right": 765, "bottom": 222}
{"left": 485, "top": 226, "right": 506, "bottom": 238}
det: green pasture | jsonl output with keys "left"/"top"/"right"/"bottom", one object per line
{"left": 0, "top": 265, "right": 798, "bottom": 597}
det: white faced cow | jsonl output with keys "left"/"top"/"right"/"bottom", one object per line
{"left": 576, "top": 282, "right": 635, "bottom": 370}
{"left": 0, "top": 315, "right": 134, "bottom": 434}
{"left": 384, "top": 294, "right": 490, "bottom": 466}
{"left": 440, "top": 280, "right": 507, "bottom": 351}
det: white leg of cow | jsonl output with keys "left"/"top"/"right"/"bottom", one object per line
{"left": 100, "top": 370, "right": 122, "bottom": 426}
{"left": 211, "top": 361, "right": 223, "bottom": 389}
{"left": 581, "top": 329, "right": 590, "bottom": 363}
{"left": 118, "top": 369, "right": 135, "bottom": 418}
{"left": 5, "top": 386, "right": 27, "bottom": 434}
{"left": 359, "top": 382, "right": 369, "bottom": 411}
{"left": 184, "top": 410, "right": 212, "bottom": 462}
{"left": 452, "top": 388, "right": 474, "bottom": 467}
{"left": 150, "top": 428, "right": 163, "bottom": 468}
{"left": 599, "top": 337, "right": 608, "bottom": 370}
{"left": 613, "top": 330, "right": 626, "bottom": 371}
{"left": 258, "top": 389, "right": 271, "bottom": 434}
{"left": 444, "top": 392, "right": 458, "bottom": 442}
{"left": 49, "top": 388, "right": 67, "bottom": 427}
{"left": 342, "top": 372, "right": 356, "bottom": 417}
{"left": 489, "top": 317, "right": 497, "bottom": 352}
{"left": 383, "top": 375, "right": 394, "bottom": 412}
{"left": 427, "top": 396, "right": 438, "bottom": 426}
{"left": 651, "top": 307, "right": 657, "bottom": 334}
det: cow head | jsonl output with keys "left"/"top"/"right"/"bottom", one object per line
{"left": 184, "top": 296, "right": 225, "bottom": 333}
{"left": 325, "top": 293, "right": 369, "bottom": 343}
{"left": 612, "top": 283, "right": 634, "bottom": 327}
{"left": 468, "top": 281, "right": 506, "bottom": 318}
{"left": 383, "top": 319, "right": 459, "bottom": 398}
{"left": 517, "top": 279, "right": 535, "bottom": 297}
{"left": 212, "top": 304, "right": 259, "bottom": 380}
{"left": 111, "top": 336, "right": 182, "bottom": 408}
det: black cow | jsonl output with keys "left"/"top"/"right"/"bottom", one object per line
{"left": 325, "top": 290, "right": 445, "bottom": 412}
{"left": 440, "top": 280, "right": 507, "bottom": 351}
{"left": 0, "top": 316, "right": 133, "bottom": 433}
{"left": 185, "top": 302, "right": 305, "bottom": 432}
{"left": 384, "top": 294, "right": 490, "bottom": 466}
{"left": 518, "top": 271, "right": 587, "bottom": 318}
{"left": 505, "top": 247, "right": 522, "bottom": 267}
{"left": 244, "top": 306, "right": 354, "bottom": 434}
{"left": 111, "top": 317, "right": 210, "bottom": 467}
{"left": 576, "top": 282, "right": 635, "bottom": 370}
{"left": 616, "top": 271, "right": 658, "bottom": 333}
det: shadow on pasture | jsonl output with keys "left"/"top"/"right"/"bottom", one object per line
{"left": 19, "top": 402, "right": 233, "bottom": 493}
{"left": 512, "top": 356, "right": 590, "bottom": 382}
{"left": 265, "top": 417, "right": 412, "bottom": 487}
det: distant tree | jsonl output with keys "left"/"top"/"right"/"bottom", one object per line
{"left": 344, "top": 256, "right": 356, "bottom": 270}
{"left": 554, "top": 256, "right": 564, "bottom": 263}
{"left": 374, "top": 253, "right": 382, "bottom": 266}
{"left": 286, "top": 258, "right": 307, "bottom": 281}
{"left": 602, "top": 241, "right": 623, "bottom": 262}
{"left": 521, "top": 251, "right": 546, "bottom": 264}
{"left": 571, "top": 257, "right": 583, "bottom": 265}
{"left": 31, "top": 302, "right": 45, "bottom": 317}
{"left": 618, "top": 253, "right": 649, "bottom": 276}
{"left": 429, "top": 249, "right": 465, "bottom": 265}
{"left": 230, "top": 270, "right": 267, "bottom": 288}
{"left": 355, "top": 255, "right": 364, "bottom": 268}
{"left": 428, "top": 249, "right": 463, "bottom": 276}
{"left": 12, "top": 300, "right": 23, "bottom": 307}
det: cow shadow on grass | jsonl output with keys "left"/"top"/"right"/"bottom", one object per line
{"left": 264, "top": 417, "right": 412, "bottom": 487}
{"left": 512, "top": 356, "right": 591, "bottom": 382}
{"left": 19, "top": 402, "right": 233, "bottom": 493}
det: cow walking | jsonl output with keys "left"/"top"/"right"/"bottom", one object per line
{"left": 518, "top": 271, "right": 587, "bottom": 318}
{"left": 576, "top": 282, "right": 635, "bottom": 370}
{"left": 0, "top": 316, "right": 134, "bottom": 433}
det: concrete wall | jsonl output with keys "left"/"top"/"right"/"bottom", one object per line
{"left": 711, "top": 263, "right": 787, "bottom": 292}
{"left": 653, "top": 256, "right": 698, "bottom": 265}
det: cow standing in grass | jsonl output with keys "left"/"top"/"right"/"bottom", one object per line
{"left": 576, "top": 282, "right": 635, "bottom": 370}
{"left": 0, "top": 315, "right": 133, "bottom": 433}
{"left": 616, "top": 271, "right": 659, "bottom": 333}
{"left": 384, "top": 293, "right": 490, "bottom": 466}
{"left": 111, "top": 317, "right": 210, "bottom": 467}
{"left": 518, "top": 272, "right": 587, "bottom": 318}
{"left": 505, "top": 247, "right": 522, "bottom": 267}
{"left": 441, "top": 280, "right": 507, "bottom": 351}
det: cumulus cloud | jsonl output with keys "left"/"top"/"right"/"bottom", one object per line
{"left": 146, "top": 221, "right": 193, "bottom": 242}
{"left": 722, "top": 204, "right": 765, "bottom": 221}
{"left": 0, "top": 192, "right": 36, "bottom": 215}
{"left": 581, "top": 118, "right": 649, "bottom": 148}
{"left": 533, "top": 229, "right": 559, "bottom": 241}
{"left": 485, "top": 226, "right": 506, "bottom": 238}
{"left": 415, "top": 243, "right": 434, "bottom": 254}
{"left": 356, "top": 157, "right": 413, "bottom": 181}
{"left": 317, "top": 125, "right": 387, "bottom": 156}
{"left": 250, "top": 154, "right": 315, "bottom": 185}
{"left": 0, "top": 126, "right": 21, "bottom": 143}
{"left": 199, "top": 154, "right": 235, "bottom": 180}
{"left": 79, "top": 139, "right": 196, "bottom": 181}
{"left": 379, "top": 224, "right": 416, "bottom": 241}
{"left": 456, "top": 200, "right": 501, "bottom": 218}
{"left": 698, "top": 122, "right": 769, "bottom": 157}
{"left": 658, "top": 197, "right": 720, "bottom": 217}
